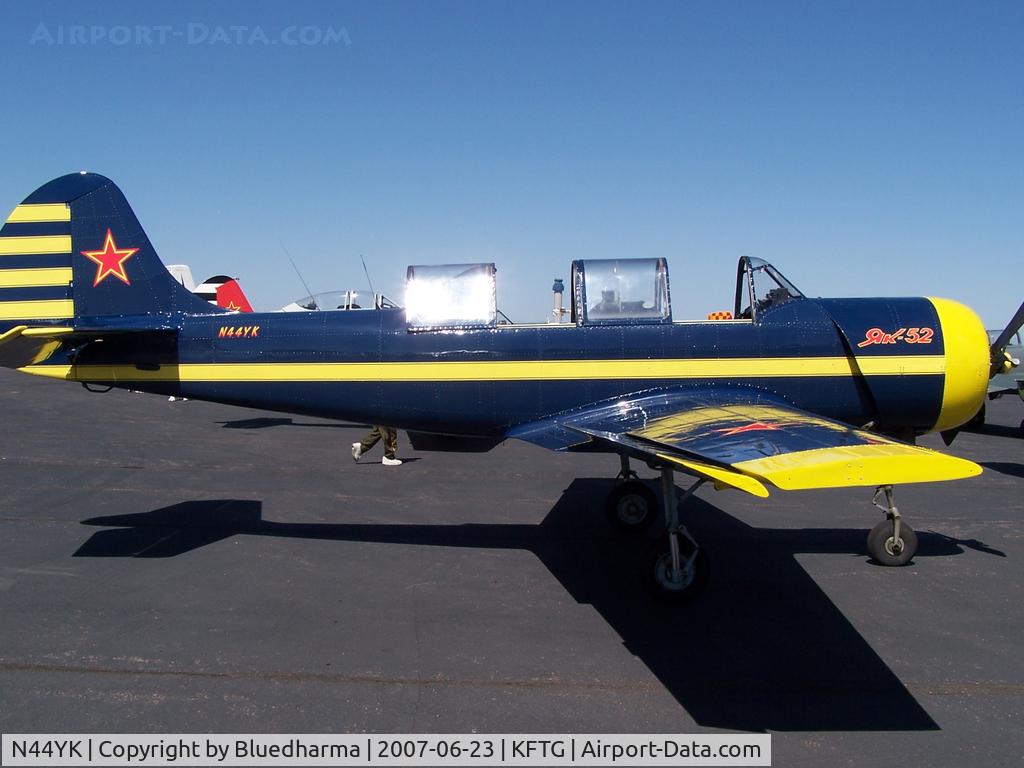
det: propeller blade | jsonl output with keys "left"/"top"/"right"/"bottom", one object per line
{"left": 990, "top": 298, "right": 1024, "bottom": 375}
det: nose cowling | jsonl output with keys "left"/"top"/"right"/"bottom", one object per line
{"left": 928, "top": 297, "right": 989, "bottom": 433}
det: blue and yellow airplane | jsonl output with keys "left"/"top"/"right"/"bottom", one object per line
{"left": 1, "top": 172, "right": 1020, "bottom": 599}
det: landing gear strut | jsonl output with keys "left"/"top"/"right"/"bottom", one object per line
{"left": 867, "top": 485, "right": 918, "bottom": 566}
{"left": 605, "top": 455, "right": 656, "bottom": 532}
{"left": 647, "top": 468, "right": 708, "bottom": 601}
{"left": 615, "top": 454, "right": 639, "bottom": 483}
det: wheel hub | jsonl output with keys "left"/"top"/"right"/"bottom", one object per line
{"left": 617, "top": 494, "right": 647, "bottom": 524}
{"left": 656, "top": 552, "right": 695, "bottom": 590}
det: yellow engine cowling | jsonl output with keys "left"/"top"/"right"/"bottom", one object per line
{"left": 928, "top": 297, "right": 989, "bottom": 433}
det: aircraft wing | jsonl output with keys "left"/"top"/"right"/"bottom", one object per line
{"left": 508, "top": 390, "right": 982, "bottom": 497}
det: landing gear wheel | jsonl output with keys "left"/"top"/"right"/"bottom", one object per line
{"left": 647, "top": 545, "right": 708, "bottom": 602}
{"left": 867, "top": 519, "right": 918, "bottom": 566}
{"left": 605, "top": 481, "right": 657, "bottom": 532}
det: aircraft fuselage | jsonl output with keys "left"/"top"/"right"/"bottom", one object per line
{"left": 25, "top": 293, "right": 986, "bottom": 440}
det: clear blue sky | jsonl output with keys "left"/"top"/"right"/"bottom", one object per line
{"left": 1, "top": 0, "right": 1021, "bottom": 325}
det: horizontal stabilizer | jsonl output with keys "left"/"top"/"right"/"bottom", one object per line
{"left": 0, "top": 320, "right": 176, "bottom": 370}
{"left": 0, "top": 325, "right": 71, "bottom": 368}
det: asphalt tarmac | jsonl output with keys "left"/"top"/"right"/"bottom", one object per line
{"left": 0, "top": 367, "right": 1021, "bottom": 766}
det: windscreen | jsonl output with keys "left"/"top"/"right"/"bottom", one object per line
{"left": 736, "top": 257, "right": 804, "bottom": 319}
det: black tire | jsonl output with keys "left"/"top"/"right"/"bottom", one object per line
{"left": 646, "top": 544, "right": 708, "bottom": 602}
{"left": 605, "top": 480, "right": 657, "bottom": 533}
{"left": 867, "top": 519, "right": 918, "bottom": 566}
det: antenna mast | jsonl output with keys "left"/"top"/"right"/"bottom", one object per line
{"left": 280, "top": 241, "right": 318, "bottom": 310}
{"left": 360, "top": 254, "right": 378, "bottom": 308}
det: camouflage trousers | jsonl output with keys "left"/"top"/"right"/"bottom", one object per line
{"left": 359, "top": 426, "right": 398, "bottom": 460}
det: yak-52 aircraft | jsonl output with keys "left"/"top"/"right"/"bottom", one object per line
{"left": 1, "top": 173, "right": 1021, "bottom": 599}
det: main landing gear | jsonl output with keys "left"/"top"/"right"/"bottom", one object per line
{"left": 604, "top": 455, "right": 657, "bottom": 532}
{"left": 867, "top": 485, "right": 918, "bottom": 566}
{"left": 603, "top": 461, "right": 920, "bottom": 599}
{"left": 604, "top": 457, "right": 708, "bottom": 601}
{"left": 647, "top": 470, "right": 708, "bottom": 601}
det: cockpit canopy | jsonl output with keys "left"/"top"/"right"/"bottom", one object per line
{"left": 401, "top": 256, "right": 802, "bottom": 331}
{"left": 572, "top": 258, "right": 672, "bottom": 325}
{"left": 405, "top": 263, "right": 497, "bottom": 330}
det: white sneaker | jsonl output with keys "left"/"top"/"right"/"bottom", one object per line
{"left": 382, "top": 456, "right": 402, "bottom": 466}
{"left": 351, "top": 442, "right": 362, "bottom": 461}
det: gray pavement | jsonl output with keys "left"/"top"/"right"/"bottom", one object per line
{"left": 0, "top": 368, "right": 1022, "bottom": 766}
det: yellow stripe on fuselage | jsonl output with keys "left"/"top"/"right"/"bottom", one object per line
{"left": 0, "top": 299, "right": 75, "bottom": 320}
{"left": 0, "top": 267, "right": 73, "bottom": 287}
{"left": 0, "top": 235, "right": 73, "bottom": 255}
{"left": 18, "top": 355, "right": 947, "bottom": 382}
{"left": 5, "top": 204, "right": 71, "bottom": 223}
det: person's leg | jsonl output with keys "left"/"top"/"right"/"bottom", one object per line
{"left": 353, "top": 426, "right": 382, "bottom": 460}
{"left": 360, "top": 427, "right": 383, "bottom": 453}
{"left": 382, "top": 427, "right": 398, "bottom": 460}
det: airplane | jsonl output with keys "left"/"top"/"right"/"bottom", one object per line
{"left": 167, "top": 264, "right": 255, "bottom": 313}
{"left": 194, "top": 274, "right": 254, "bottom": 313}
{"left": 1, "top": 172, "right": 1022, "bottom": 600}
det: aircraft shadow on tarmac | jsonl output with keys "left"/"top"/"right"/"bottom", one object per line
{"left": 980, "top": 461, "right": 1024, "bottom": 479}
{"left": 968, "top": 422, "right": 1024, "bottom": 440}
{"left": 73, "top": 480, "right": 1006, "bottom": 732}
{"left": 216, "top": 418, "right": 368, "bottom": 430}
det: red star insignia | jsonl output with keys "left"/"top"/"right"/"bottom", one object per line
{"left": 715, "top": 421, "right": 786, "bottom": 437}
{"left": 81, "top": 229, "right": 139, "bottom": 287}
